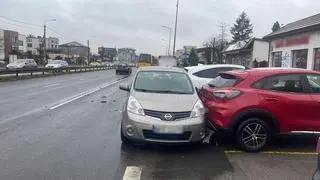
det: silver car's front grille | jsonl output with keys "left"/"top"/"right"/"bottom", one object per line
{"left": 144, "top": 109, "right": 191, "bottom": 121}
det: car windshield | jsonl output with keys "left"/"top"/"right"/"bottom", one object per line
{"left": 16, "top": 59, "right": 26, "bottom": 63}
{"left": 134, "top": 71, "right": 194, "bottom": 94}
{"left": 51, "top": 61, "right": 62, "bottom": 64}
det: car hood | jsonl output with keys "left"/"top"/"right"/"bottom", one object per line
{"left": 131, "top": 91, "right": 198, "bottom": 112}
{"left": 7, "top": 63, "right": 24, "bottom": 67}
{"left": 46, "top": 64, "right": 60, "bottom": 67}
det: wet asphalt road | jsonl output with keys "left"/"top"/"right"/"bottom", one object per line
{"left": 0, "top": 69, "right": 318, "bottom": 180}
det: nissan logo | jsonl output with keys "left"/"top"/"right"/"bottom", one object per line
{"left": 163, "top": 113, "right": 173, "bottom": 121}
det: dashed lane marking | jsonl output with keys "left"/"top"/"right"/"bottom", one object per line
{"left": 123, "top": 166, "right": 142, "bottom": 180}
{"left": 224, "top": 150, "right": 318, "bottom": 155}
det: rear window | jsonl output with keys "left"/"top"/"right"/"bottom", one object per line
{"left": 207, "top": 73, "right": 239, "bottom": 88}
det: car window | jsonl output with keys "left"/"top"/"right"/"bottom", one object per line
{"left": 134, "top": 71, "right": 194, "bottom": 94}
{"left": 306, "top": 74, "right": 320, "bottom": 93}
{"left": 208, "top": 73, "right": 239, "bottom": 88}
{"left": 263, "top": 74, "right": 304, "bottom": 93}
{"left": 193, "top": 67, "right": 234, "bottom": 78}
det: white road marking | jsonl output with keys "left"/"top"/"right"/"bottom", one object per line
{"left": 43, "top": 83, "right": 60, "bottom": 88}
{"left": 123, "top": 166, "right": 142, "bottom": 180}
{"left": 49, "top": 78, "right": 126, "bottom": 110}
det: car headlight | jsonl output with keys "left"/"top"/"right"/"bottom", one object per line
{"left": 190, "top": 100, "right": 205, "bottom": 118}
{"left": 127, "top": 96, "right": 145, "bottom": 116}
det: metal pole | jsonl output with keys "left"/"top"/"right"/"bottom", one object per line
{"left": 168, "top": 28, "right": 172, "bottom": 55}
{"left": 172, "top": 0, "right": 179, "bottom": 56}
{"left": 43, "top": 24, "right": 47, "bottom": 64}
{"left": 87, "top": 40, "right": 90, "bottom": 66}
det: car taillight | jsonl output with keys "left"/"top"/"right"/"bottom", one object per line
{"left": 212, "top": 90, "right": 242, "bottom": 100}
{"left": 316, "top": 137, "right": 320, "bottom": 153}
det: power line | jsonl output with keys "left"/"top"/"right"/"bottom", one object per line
{"left": 0, "top": 15, "right": 41, "bottom": 28}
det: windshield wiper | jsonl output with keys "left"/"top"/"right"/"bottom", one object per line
{"left": 135, "top": 89, "right": 191, "bottom": 94}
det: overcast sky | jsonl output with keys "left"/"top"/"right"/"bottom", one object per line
{"left": 1, "top": 0, "right": 320, "bottom": 55}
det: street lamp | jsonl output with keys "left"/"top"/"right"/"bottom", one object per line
{"left": 43, "top": 19, "right": 56, "bottom": 63}
{"left": 161, "top": 25, "right": 172, "bottom": 56}
{"left": 173, "top": 0, "right": 179, "bottom": 56}
{"left": 87, "top": 36, "right": 96, "bottom": 66}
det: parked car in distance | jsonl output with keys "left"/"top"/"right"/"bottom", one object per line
{"left": 313, "top": 137, "right": 320, "bottom": 180}
{"left": 158, "top": 55, "right": 177, "bottom": 67}
{"left": 119, "top": 66, "right": 206, "bottom": 144}
{"left": 6, "top": 59, "right": 37, "bottom": 69}
{"left": 186, "top": 64, "right": 245, "bottom": 89}
{"left": 45, "top": 60, "right": 69, "bottom": 68}
{"left": 200, "top": 68, "right": 320, "bottom": 152}
{"left": 116, "top": 63, "right": 132, "bottom": 75}
{"left": 89, "top": 61, "right": 101, "bottom": 66}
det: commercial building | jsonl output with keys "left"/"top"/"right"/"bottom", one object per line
{"left": 4, "top": 29, "right": 19, "bottom": 62}
{"left": 0, "top": 29, "right": 4, "bottom": 61}
{"left": 117, "top": 48, "right": 136, "bottom": 63}
{"left": 18, "top": 34, "right": 27, "bottom": 53}
{"left": 263, "top": 13, "right": 320, "bottom": 70}
{"left": 60, "top": 41, "right": 89, "bottom": 58}
{"left": 222, "top": 38, "right": 269, "bottom": 68}
{"left": 98, "top": 47, "right": 117, "bottom": 61}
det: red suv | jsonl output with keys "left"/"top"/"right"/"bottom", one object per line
{"left": 200, "top": 68, "right": 320, "bottom": 152}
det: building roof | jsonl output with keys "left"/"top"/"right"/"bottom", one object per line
{"left": 60, "top": 41, "right": 86, "bottom": 47}
{"left": 264, "top": 13, "right": 320, "bottom": 39}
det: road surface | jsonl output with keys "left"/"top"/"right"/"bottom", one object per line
{"left": 0, "top": 69, "right": 317, "bottom": 180}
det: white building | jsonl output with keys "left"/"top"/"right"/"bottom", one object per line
{"left": 46, "top": 37, "right": 59, "bottom": 49}
{"left": 222, "top": 38, "right": 269, "bottom": 68}
{"left": 264, "top": 13, "right": 320, "bottom": 71}
{"left": 18, "top": 34, "right": 27, "bottom": 53}
{"left": 26, "top": 36, "right": 41, "bottom": 55}
{"left": 0, "top": 29, "right": 4, "bottom": 60}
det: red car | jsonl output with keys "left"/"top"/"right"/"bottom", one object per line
{"left": 200, "top": 68, "right": 320, "bottom": 152}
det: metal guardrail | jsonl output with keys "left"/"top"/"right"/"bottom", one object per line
{"left": 0, "top": 65, "right": 120, "bottom": 77}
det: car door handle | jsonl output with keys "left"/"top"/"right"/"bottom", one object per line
{"left": 265, "top": 97, "right": 280, "bottom": 102}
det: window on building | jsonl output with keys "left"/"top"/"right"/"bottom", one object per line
{"left": 292, "top": 49, "right": 308, "bottom": 69}
{"left": 314, "top": 48, "right": 320, "bottom": 71}
{"left": 272, "top": 52, "right": 282, "bottom": 67}
{"left": 19, "top": 40, "right": 23, "bottom": 46}
{"left": 27, "top": 43, "right": 32, "bottom": 48}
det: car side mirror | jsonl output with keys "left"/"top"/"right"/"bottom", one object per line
{"left": 119, "top": 83, "right": 130, "bottom": 91}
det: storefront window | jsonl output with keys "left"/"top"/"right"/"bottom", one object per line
{"left": 272, "top": 52, "right": 282, "bottom": 67}
{"left": 292, "top": 49, "right": 308, "bottom": 69}
{"left": 314, "top": 48, "right": 320, "bottom": 71}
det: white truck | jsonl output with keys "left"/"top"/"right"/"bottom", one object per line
{"left": 158, "top": 56, "right": 177, "bottom": 67}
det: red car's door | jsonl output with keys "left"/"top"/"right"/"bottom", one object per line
{"left": 257, "top": 74, "right": 314, "bottom": 132}
{"left": 306, "top": 74, "right": 320, "bottom": 131}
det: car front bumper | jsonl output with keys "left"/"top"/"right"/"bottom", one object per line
{"left": 121, "top": 112, "right": 205, "bottom": 143}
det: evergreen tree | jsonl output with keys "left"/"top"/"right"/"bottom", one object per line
{"left": 188, "top": 49, "right": 199, "bottom": 66}
{"left": 272, "top": 21, "right": 281, "bottom": 32}
{"left": 230, "top": 12, "right": 253, "bottom": 43}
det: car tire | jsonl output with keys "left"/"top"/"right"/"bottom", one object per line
{"left": 236, "top": 118, "right": 270, "bottom": 152}
{"left": 121, "top": 127, "right": 133, "bottom": 144}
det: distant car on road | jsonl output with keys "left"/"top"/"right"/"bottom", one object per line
{"left": 45, "top": 60, "right": 69, "bottom": 68}
{"left": 6, "top": 59, "right": 37, "bottom": 69}
{"left": 201, "top": 68, "right": 320, "bottom": 152}
{"left": 186, "top": 64, "right": 245, "bottom": 89}
{"left": 313, "top": 137, "right": 320, "bottom": 180}
{"left": 119, "top": 66, "right": 206, "bottom": 144}
{"left": 116, "top": 63, "right": 132, "bottom": 75}
{"left": 89, "top": 62, "right": 101, "bottom": 66}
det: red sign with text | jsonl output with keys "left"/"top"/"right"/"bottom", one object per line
{"left": 275, "top": 35, "right": 309, "bottom": 48}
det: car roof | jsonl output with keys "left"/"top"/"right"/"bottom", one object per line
{"left": 225, "top": 67, "right": 320, "bottom": 79}
{"left": 187, "top": 64, "right": 245, "bottom": 73}
{"left": 138, "top": 66, "right": 186, "bottom": 73}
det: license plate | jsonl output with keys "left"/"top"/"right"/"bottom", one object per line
{"left": 152, "top": 125, "right": 183, "bottom": 134}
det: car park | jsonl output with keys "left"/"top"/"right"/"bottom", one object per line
{"left": 116, "top": 63, "right": 132, "bottom": 75}
{"left": 45, "top": 60, "right": 69, "bottom": 68}
{"left": 200, "top": 68, "right": 320, "bottom": 152}
{"left": 119, "top": 66, "right": 206, "bottom": 144}
{"left": 186, "top": 64, "right": 245, "bottom": 89}
{"left": 6, "top": 59, "right": 38, "bottom": 69}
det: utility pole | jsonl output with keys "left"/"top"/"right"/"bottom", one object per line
{"left": 172, "top": 0, "right": 179, "bottom": 56}
{"left": 217, "top": 22, "right": 228, "bottom": 63}
{"left": 87, "top": 40, "right": 90, "bottom": 66}
{"left": 43, "top": 24, "right": 47, "bottom": 64}
{"left": 161, "top": 26, "right": 172, "bottom": 55}
{"left": 211, "top": 38, "right": 215, "bottom": 63}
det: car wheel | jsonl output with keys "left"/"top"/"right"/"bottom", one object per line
{"left": 236, "top": 118, "right": 270, "bottom": 152}
{"left": 121, "top": 127, "right": 133, "bottom": 144}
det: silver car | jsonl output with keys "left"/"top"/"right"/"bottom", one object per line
{"left": 119, "top": 66, "right": 206, "bottom": 144}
